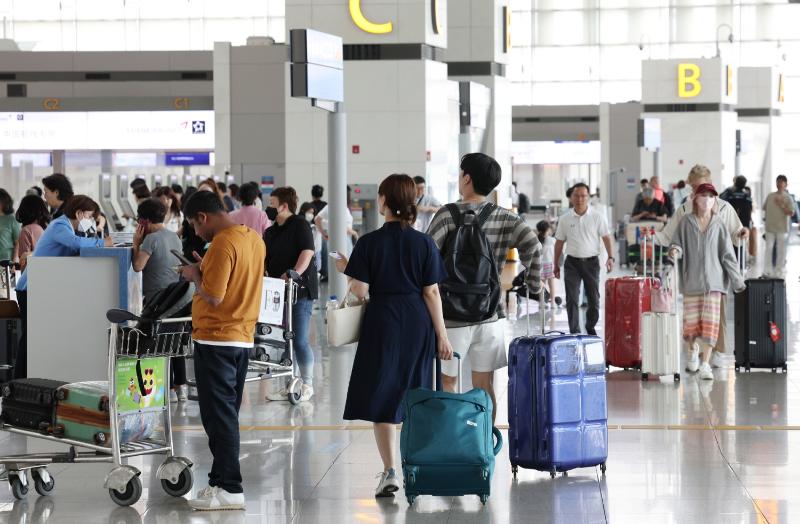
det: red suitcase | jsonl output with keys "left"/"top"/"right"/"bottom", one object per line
{"left": 604, "top": 276, "right": 652, "bottom": 369}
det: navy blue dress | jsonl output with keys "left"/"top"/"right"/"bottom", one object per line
{"left": 343, "top": 222, "right": 447, "bottom": 423}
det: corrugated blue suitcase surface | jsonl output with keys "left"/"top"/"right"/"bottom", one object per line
{"left": 508, "top": 333, "right": 608, "bottom": 477}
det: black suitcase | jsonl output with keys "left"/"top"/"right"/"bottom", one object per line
{"left": 734, "top": 278, "right": 787, "bottom": 372}
{"left": 0, "top": 318, "right": 18, "bottom": 382}
{"left": 1, "top": 378, "right": 67, "bottom": 431}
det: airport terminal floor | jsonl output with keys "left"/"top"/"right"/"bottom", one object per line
{"left": 2, "top": 241, "right": 800, "bottom": 524}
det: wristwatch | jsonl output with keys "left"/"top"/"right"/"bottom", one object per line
{"left": 607, "top": 257, "right": 615, "bottom": 262}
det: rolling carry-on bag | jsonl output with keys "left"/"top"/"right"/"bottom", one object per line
{"left": 0, "top": 378, "right": 67, "bottom": 432}
{"left": 53, "top": 381, "right": 159, "bottom": 446}
{"left": 0, "top": 260, "right": 19, "bottom": 382}
{"left": 734, "top": 265, "right": 787, "bottom": 373}
{"left": 641, "top": 235, "right": 682, "bottom": 382}
{"left": 509, "top": 289, "right": 608, "bottom": 478}
{"left": 400, "top": 353, "right": 503, "bottom": 506}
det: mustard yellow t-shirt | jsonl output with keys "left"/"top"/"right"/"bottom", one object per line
{"left": 192, "top": 225, "right": 265, "bottom": 346}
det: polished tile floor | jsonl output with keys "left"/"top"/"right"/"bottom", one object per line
{"left": 2, "top": 240, "right": 800, "bottom": 523}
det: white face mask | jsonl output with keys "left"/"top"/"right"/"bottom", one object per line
{"left": 695, "top": 195, "right": 715, "bottom": 213}
{"left": 77, "top": 215, "right": 95, "bottom": 233}
{"left": 305, "top": 213, "right": 314, "bottom": 222}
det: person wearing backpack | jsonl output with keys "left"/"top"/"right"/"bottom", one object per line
{"left": 553, "top": 183, "right": 614, "bottom": 336}
{"left": 428, "top": 153, "right": 541, "bottom": 423}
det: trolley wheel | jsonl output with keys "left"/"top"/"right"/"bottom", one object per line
{"left": 674, "top": 373, "right": 680, "bottom": 382}
{"left": 287, "top": 378, "right": 303, "bottom": 405}
{"left": 562, "top": 472, "right": 568, "bottom": 477}
{"left": 161, "top": 467, "right": 193, "bottom": 498}
{"left": 641, "top": 373, "right": 649, "bottom": 381}
{"left": 600, "top": 463, "right": 607, "bottom": 475}
{"left": 549, "top": 469, "right": 556, "bottom": 479}
{"left": 772, "top": 368, "right": 777, "bottom": 373}
{"left": 511, "top": 465, "right": 518, "bottom": 480}
{"left": 735, "top": 365, "right": 740, "bottom": 373}
{"left": 480, "top": 494, "right": 488, "bottom": 505}
{"left": 109, "top": 476, "right": 142, "bottom": 507}
{"left": 283, "top": 331, "right": 294, "bottom": 342}
{"left": 279, "top": 358, "right": 293, "bottom": 367}
{"left": 9, "top": 475, "right": 28, "bottom": 500}
{"left": 33, "top": 471, "right": 55, "bottom": 496}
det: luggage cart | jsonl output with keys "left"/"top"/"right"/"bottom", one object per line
{"left": 0, "top": 309, "right": 194, "bottom": 506}
{"left": 187, "top": 273, "right": 304, "bottom": 404}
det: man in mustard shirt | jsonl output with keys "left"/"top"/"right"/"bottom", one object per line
{"left": 178, "top": 191, "right": 265, "bottom": 511}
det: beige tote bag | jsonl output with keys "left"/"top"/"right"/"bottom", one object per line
{"left": 326, "top": 298, "right": 367, "bottom": 347}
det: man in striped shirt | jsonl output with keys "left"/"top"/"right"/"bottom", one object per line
{"left": 428, "top": 153, "right": 541, "bottom": 423}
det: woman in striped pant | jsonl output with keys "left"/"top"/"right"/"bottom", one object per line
{"left": 669, "top": 183, "right": 746, "bottom": 381}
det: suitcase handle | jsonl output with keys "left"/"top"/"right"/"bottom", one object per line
{"left": 433, "top": 352, "right": 462, "bottom": 393}
{"left": 492, "top": 426, "right": 503, "bottom": 456}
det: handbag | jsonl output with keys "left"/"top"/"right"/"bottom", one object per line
{"left": 650, "top": 280, "right": 673, "bottom": 314}
{"left": 326, "top": 296, "right": 367, "bottom": 347}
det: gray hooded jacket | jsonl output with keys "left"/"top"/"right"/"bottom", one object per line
{"left": 671, "top": 213, "right": 745, "bottom": 295}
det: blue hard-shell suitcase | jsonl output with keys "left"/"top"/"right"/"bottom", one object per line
{"left": 508, "top": 333, "right": 608, "bottom": 478}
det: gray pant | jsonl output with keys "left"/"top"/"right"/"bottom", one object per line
{"left": 564, "top": 255, "right": 600, "bottom": 335}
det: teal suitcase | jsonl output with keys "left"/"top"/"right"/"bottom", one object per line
{"left": 400, "top": 357, "right": 503, "bottom": 505}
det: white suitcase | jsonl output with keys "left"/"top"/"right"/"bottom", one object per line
{"left": 640, "top": 234, "right": 682, "bottom": 382}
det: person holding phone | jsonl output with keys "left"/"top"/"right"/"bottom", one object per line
{"left": 132, "top": 198, "right": 188, "bottom": 402}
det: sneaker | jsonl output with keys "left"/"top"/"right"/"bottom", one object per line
{"left": 686, "top": 344, "right": 700, "bottom": 373}
{"left": 169, "top": 390, "right": 178, "bottom": 403}
{"left": 698, "top": 362, "right": 714, "bottom": 381}
{"left": 188, "top": 486, "right": 246, "bottom": 511}
{"left": 299, "top": 384, "right": 314, "bottom": 402}
{"left": 710, "top": 351, "right": 726, "bottom": 369}
{"left": 266, "top": 388, "right": 289, "bottom": 402}
{"left": 375, "top": 469, "right": 400, "bottom": 498}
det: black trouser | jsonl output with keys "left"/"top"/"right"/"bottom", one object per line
{"left": 170, "top": 357, "right": 187, "bottom": 388}
{"left": 193, "top": 343, "right": 249, "bottom": 494}
{"left": 564, "top": 256, "right": 601, "bottom": 335}
{"left": 14, "top": 290, "right": 26, "bottom": 380}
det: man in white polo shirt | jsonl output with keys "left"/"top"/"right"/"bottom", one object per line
{"left": 554, "top": 183, "right": 614, "bottom": 335}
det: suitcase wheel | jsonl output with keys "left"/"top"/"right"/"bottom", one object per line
{"left": 735, "top": 365, "right": 740, "bottom": 373}
{"left": 562, "top": 471, "right": 568, "bottom": 477}
{"left": 641, "top": 373, "right": 649, "bottom": 382}
{"left": 94, "top": 432, "right": 108, "bottom": 445}
{"left": 772, "top": 368, "right": 777, "bottom": 373}
{"left": 600, "top": 463, "right": 607, "bottom": 475}
{"left": 673, "top": 374, "right": 680, "bottom": 383}
{"left": 783, "top": 365, "right": 788, "bottom": 373}
{"left": 406, "top": 496, "right": 416, "bottom": 506}
{"left": 1, "top": 384, "right": 10, "bottom": 398}
{"left": 480, "top": 494, "right": 488, "bottom": 505}
{"left": 37, "top": 421, "right": 50, "bottom": 434}
{"left": 511, "top": 465, "right": 518, "bottom": 480}
{"left": 55, "top": 389, "right": 67, "bottom": 401}
{"left": 549, "top": 469, "right": 556, "bottom": 479}
{"left": 51, "top": 424, "right": 65, "bottom": 437}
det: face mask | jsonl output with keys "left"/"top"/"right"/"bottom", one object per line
{"left": 265, "top": 207, "right": 279, "bottom": 221}
{"left": 78, "top": 216, "right": 95, "bottom": 233}
{"left": 696, "top": 195, "right": 715, "bottom": 212}
{"left": 305, "top": 213, "right": 314, "bottom": 222}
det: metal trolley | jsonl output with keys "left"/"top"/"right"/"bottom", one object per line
{"left": 0, "top": 309, "right": 194, "bottom": 506}
{"left": 188, "top": 273, "right": 304, "bottom": 404}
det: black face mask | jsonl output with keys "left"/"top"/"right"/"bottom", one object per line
{"left": 266, "top": 207, "right": 279, "bottom": 221}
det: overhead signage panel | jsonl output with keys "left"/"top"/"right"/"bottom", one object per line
{"left": 165, "top": 152, "right": 211, "bottom": 166}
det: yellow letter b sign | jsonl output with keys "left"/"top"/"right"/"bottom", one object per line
{"left": 678, "top": 63, "right": 702, "bottom": 98}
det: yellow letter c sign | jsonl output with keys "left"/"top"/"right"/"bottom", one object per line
{"left": 349, "top": 0, "right": 393, "bottom": 34}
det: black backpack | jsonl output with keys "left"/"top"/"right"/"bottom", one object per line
{"left": 440, "top": 203, "right": 501, "bottom": 323}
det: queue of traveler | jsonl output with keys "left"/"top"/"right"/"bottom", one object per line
{"left": 1, "top": 157, "right": 794, "bottom": 510}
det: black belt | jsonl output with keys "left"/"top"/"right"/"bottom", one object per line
{"left": 566, "top": 255, "right": 599, "bottom": 261}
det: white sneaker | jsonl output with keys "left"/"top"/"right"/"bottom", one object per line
{"left": 266, "top": 388, "right": 289, "bottom": 402}
{"left": 169, "top": 390, "right": 178, "bottom": 403}
{"left": 188, "top": 486, "right": 246, "bottom": 511}
{"left": 710, "top": 351, "right": 726, "bottom": 369}
{"left": 375, "top": 469, "right": 400, "bottom": 498}
{"left": 177, "top": 386, "right": 188, "bottom": 402}
{"left": 698, "top": 362, "right": 714, "bottom": 381}
{"left": 686, "top": 344, "right": 700, "bottom": 373}
{"left": 299, "top": 384, "right": 314, "bottom": 402}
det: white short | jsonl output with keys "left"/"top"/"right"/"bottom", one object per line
{"left": 441, "top": 320, "right": 507, "bottom": 376}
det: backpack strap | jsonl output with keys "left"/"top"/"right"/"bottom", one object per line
{"left": 446, "top": 203, "right": 462, "bottom": 227}
{"left": 476, "top": 202, "right": 497, "bottom": 228}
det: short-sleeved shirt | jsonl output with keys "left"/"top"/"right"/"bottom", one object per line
{"left": 763, "top": 191, "right": 795, "bottom": 234}
{"left": 345, "top": 222, "right": 446, "bottom": 294}
{"left": 414, "top": 193, "right": 442, "bottom": 233}
{"left": 0, "top": 215, "right": 20, "bottom": 261}
{"left": 18, "top": 223, "right": 44, "bottom": 259}
{"left": 264, "top": 214, "right": 318, "bottom": 300}
{"left": 192, "top": 225, "right": 265, "bottom": 346}
{"left": 140, "top": 228, "right": 182, "bottom": 299}
{"left": 554, "top": 207, "right": 610, "bottom": 258}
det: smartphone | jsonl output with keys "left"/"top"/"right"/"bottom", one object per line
{"left": 171, "top": 249, "right": 193, "bottom": 266}
{"left": 329, "top": 252, "right": 343, "bottom": 260}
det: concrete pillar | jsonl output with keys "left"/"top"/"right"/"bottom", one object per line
{"left": 100, "top": 150, "right": 113, "bottom": 173}
{"left": 327, "top": 106, "right": 348, "bottom": 300}
{"left": 52, "top": 150, "right": 65, "bottom": 174}
{"left": 213, "top": 41, "right": 287, "bottom": 190}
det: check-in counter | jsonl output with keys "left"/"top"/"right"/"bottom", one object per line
{"left": 26, "top": 247, "right": 142, "bottom": 383}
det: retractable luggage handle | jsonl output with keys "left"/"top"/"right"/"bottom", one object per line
{"left": 524, "top": 267, "right": 546, "bottom": 337}
{"left": 433, "top": 352, "right": 462, "bottom": 393}
{"left": 0, "top": 260, "right": 13, "bottom": 301}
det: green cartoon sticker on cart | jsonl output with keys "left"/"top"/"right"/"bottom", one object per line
{"left": 115, "top": 357, "right": 167, "bottom": 412}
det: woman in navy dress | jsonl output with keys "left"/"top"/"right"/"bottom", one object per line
{"left": 334, "top": 174, "right": 453, "bottom": 498}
